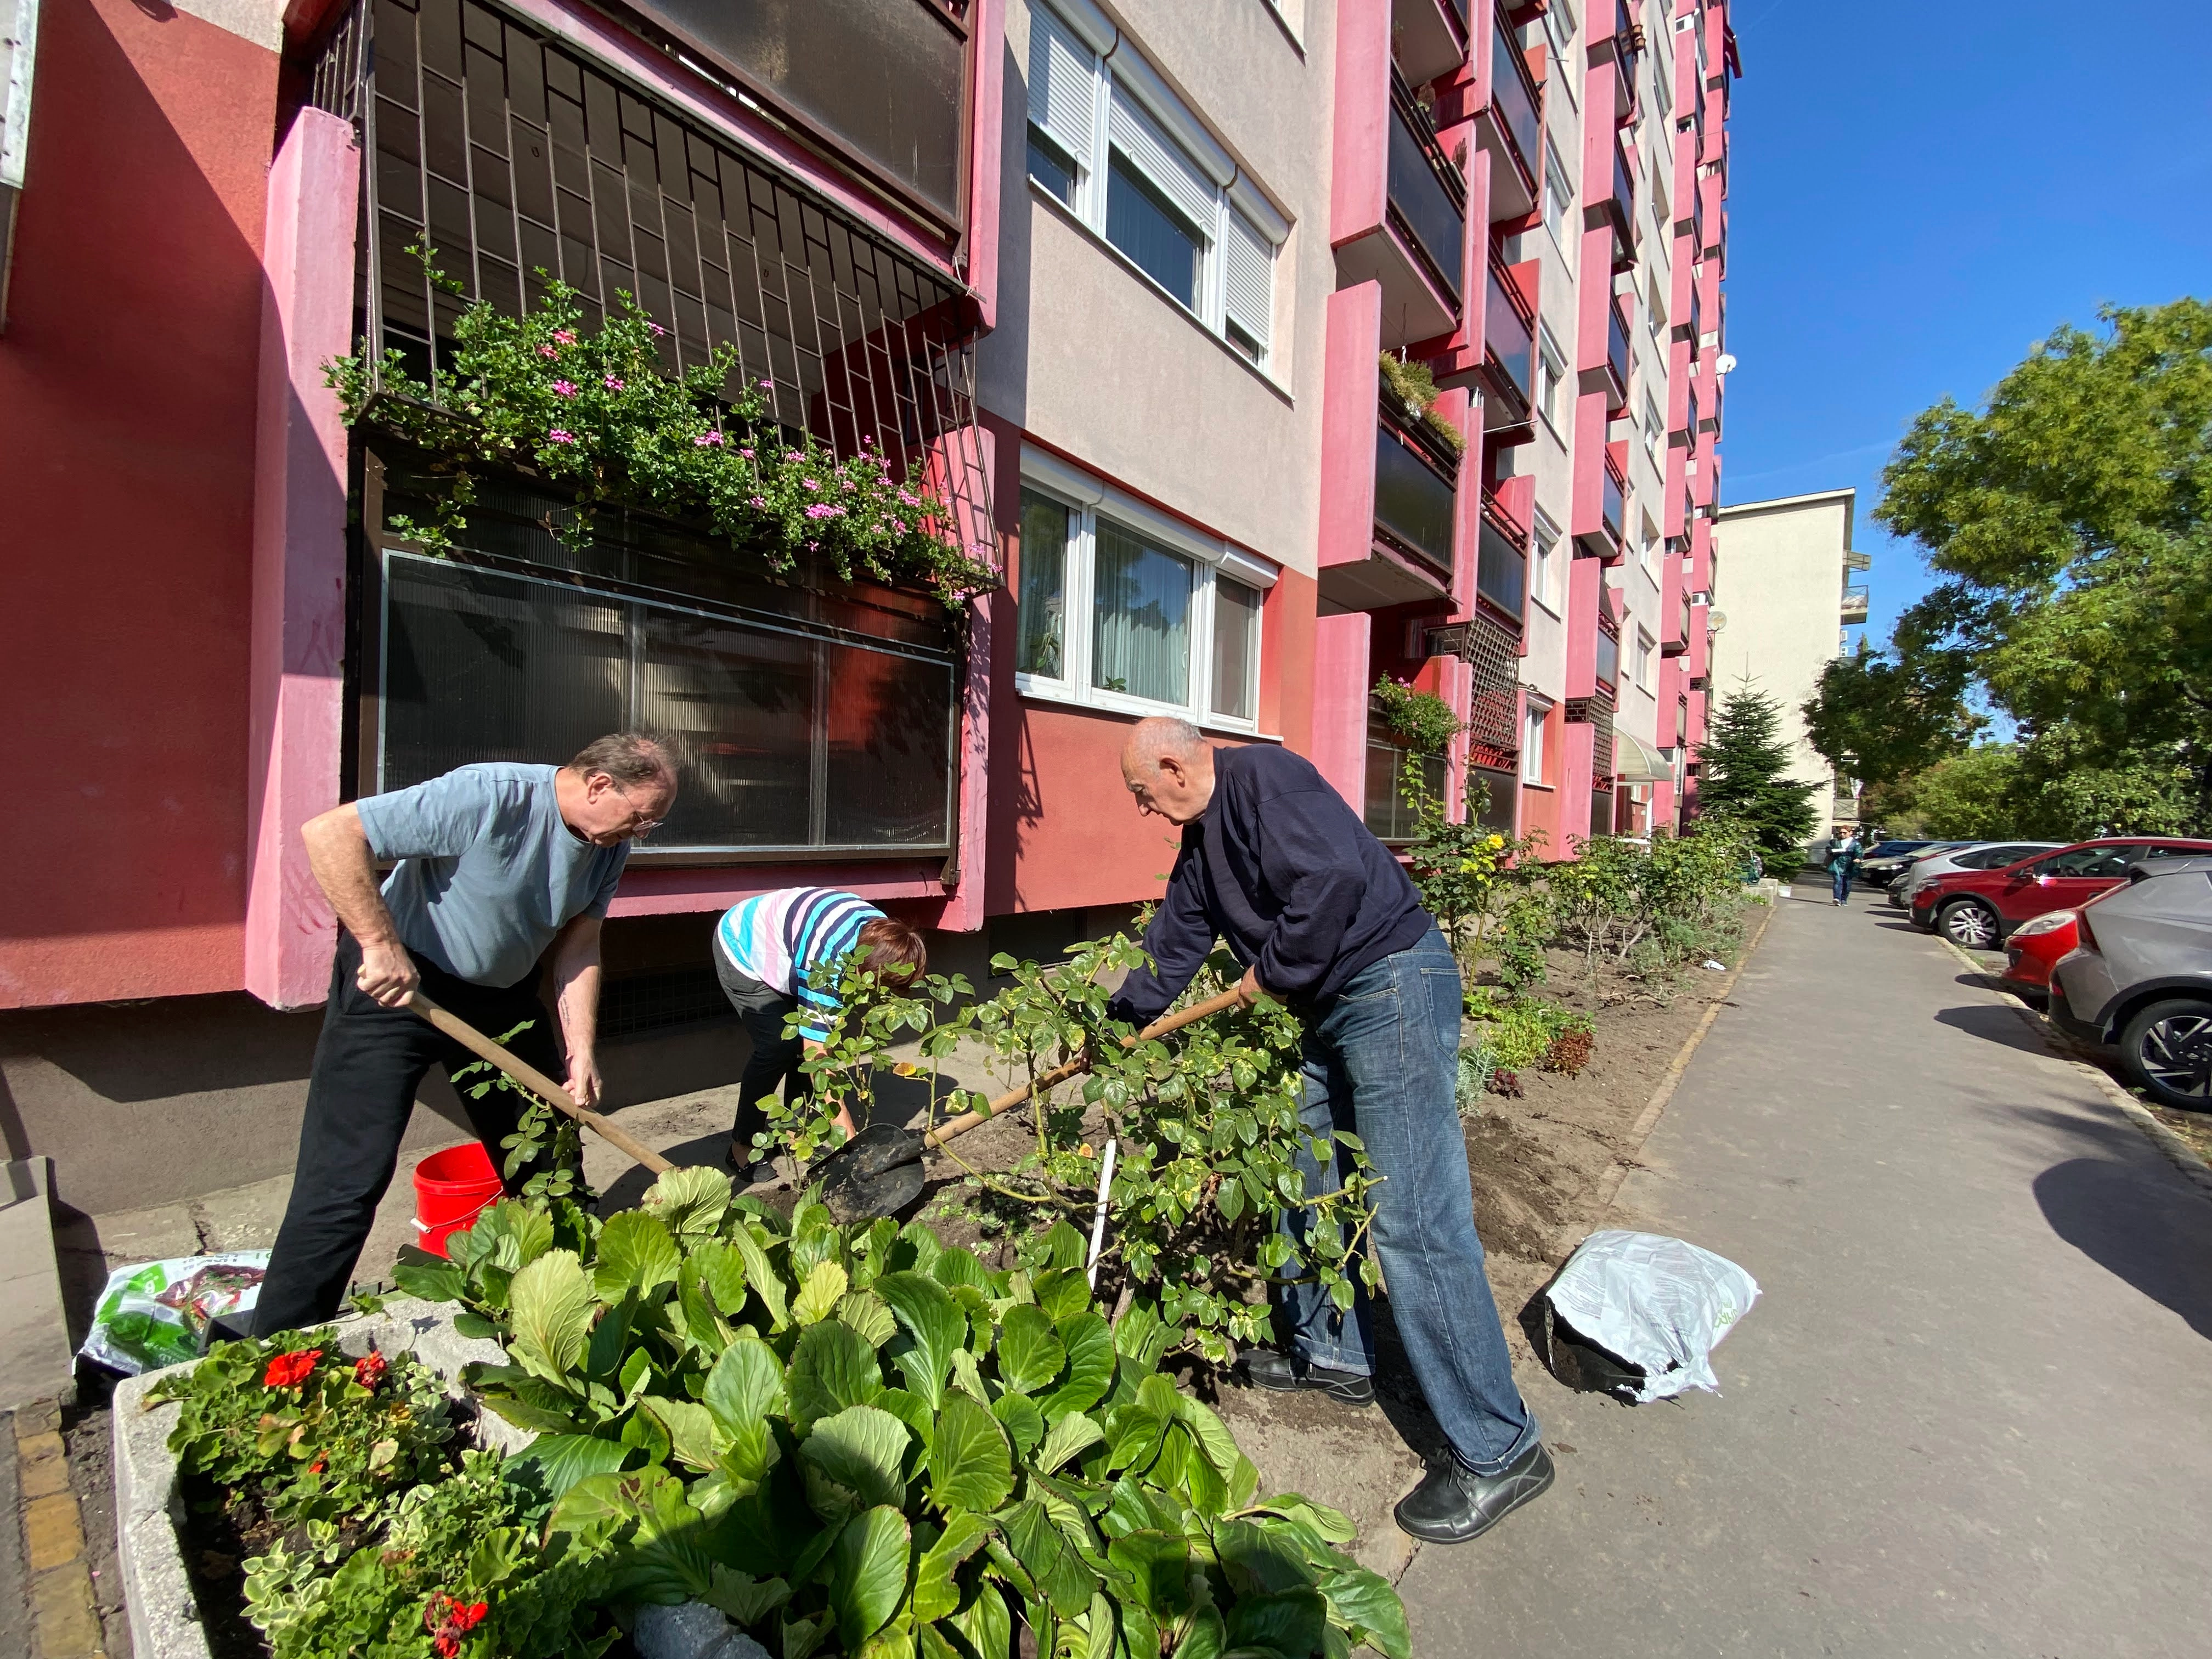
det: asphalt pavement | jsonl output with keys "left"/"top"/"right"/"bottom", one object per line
{"left": 1398, "top": 889, "right": 2212, "bottom": 1656}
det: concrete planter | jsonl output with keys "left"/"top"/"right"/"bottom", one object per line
{"left": 110, "top": 1299, "right": 517, "bottom": 1659}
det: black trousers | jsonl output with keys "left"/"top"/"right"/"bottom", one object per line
{"left": 713, "top": 939, "right": 808, "bottom": 1153}
{"left": 252, "top": 931, "right": 568, "bottom": 1334}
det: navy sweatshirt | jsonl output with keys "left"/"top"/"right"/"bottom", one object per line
{"left": 1108, "top": 744, "right": 1434, "bottom": 1025}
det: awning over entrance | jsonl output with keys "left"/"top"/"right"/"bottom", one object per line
{"left": 1613, "top": 730, "right": 1673, "bottom": 783}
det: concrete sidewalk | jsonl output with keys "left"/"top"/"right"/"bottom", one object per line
{"left": 1400, "top": 892, "right": 2212, "bottom": 1656}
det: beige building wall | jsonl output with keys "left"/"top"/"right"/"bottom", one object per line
{"left": 1708, "top": 487, "right": 1862, "bottom": 817}
{"left": 981, "top": 0, "right": 1335, "bottom": 576}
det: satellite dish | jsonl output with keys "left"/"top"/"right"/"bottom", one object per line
{"left": 1714, "top": 353, "right": 1737, "bottom": 375}
{"left": 1708, "top": 610, "right": 1728, "bottom": 633}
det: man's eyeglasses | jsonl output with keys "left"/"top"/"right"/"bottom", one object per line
{"left": 612, "top": 783, "right": 666, "bottom": 836}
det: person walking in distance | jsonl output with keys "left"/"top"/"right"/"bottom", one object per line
{"left": 1828, "top": 825, "right": 1863, "bottom": 907}
{"left": 713, "top": 889, "right": 927, "bottom": 1181}
{"left": 1109, "top": 717, "right": 1550, "bottom": 1544}
{"left": 252, "top": 733, "right": 678, "bottom": 1333}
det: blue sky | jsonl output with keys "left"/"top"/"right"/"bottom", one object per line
{"left": 1717, "top": 2, "right": 2212, "bottom": 650}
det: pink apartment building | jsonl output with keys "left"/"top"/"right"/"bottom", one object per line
{"left": 0, "top": 0, "right": 1734, "bottom": 1220}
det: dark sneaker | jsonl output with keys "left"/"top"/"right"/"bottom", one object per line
{"left": 726, "top": 1143, "right": 779, "bottom": 1185}
{"left": 1241, "top": 1347, "right": 1375, "bottom": 1407}
{"left": 1393, "top": 1439, "right": 1555, "bottom": 1543}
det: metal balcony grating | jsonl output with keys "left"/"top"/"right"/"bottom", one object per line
{"left": 309, "top": 0, "right": 997, "bottom": 571}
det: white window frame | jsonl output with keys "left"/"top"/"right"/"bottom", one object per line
{"left": 1014, "top": 447, "right": 1274, "bottom": 733}
{"left": 1641, "top": 390, "right": 1664, "bottom": 463}
{"left": 1634, "top": 628, "right": 1655, "bottom": 688}
{"left": 1522, "top": 697, "right": 1551, "bottom": 785}
{"left": 1539, "top": 3, "right": 1577, "bottom": 111}
{"left": 1535, "top": 323, "right": 1569, "bottom": 436}
{"left": 1025, "top": 0, "right": 1288, "bottom": 373}
{"left": 1541, "top": 139, "right": 1575, "bottom": 257}
{"left": 1531, "top": 509, "right": 1564, "bottom": 616}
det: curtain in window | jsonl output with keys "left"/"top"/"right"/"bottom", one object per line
{"left": 1017, "top": 492, "right": 1069, "bottom": 678}
{"left": 1093, "top": 521, "right": 1191, "bottom": 703}
{"left": 1211, "top": 576, "right": 1260, "bottom": 720}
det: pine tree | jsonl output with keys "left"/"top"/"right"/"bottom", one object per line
{"left": 1697, "top": 681, "right": 1820, "bottom": 865}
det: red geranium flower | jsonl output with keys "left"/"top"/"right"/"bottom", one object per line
{"left": 262, "top": 1348, "right": 321, "bottom": 1389}
{"left": 425, "top": 1593, "right": 490, "bottom": 1657}
{"left": 353, "top": 1351, "right": 389, "bottom": 1391}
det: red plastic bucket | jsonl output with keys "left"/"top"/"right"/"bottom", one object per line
{"left": 413, "top": 1143, "right": 503, "bottom": 1259}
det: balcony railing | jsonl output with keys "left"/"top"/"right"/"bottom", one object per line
{"left": 618, "top": 0, "right": 970, "bottom": 227}
{"left": 1484, "top": 265, "right": 1534, "bottom": 414}
{"left": 1476, "top": 518, "right": 1527, "bottom": 619}
{"left": 1387, "top": 74, "right": 1467, "bottom": 304}
{"left": 1602, "top": 463, "right": 1626, "bottom": 546}
{"left": 1487, "top": 19, "right": 1543, "bottom": 194}
{"left": 1605, "top": 303, "right": 1632, "bottom": 409}
{"left": 1607, "top": 142, "right": 1637, "bottom": 269}
{"left": 1841, "top": 585, "right": 1870, "bottom": 623}
{"left": 1595, "top": 627, "right": 1621, "bottom": 692}
{"left": 1662, "top": 593, "right": 1690, "bottom": 654}
{"left": 1374, "top": 415, "right": 1459, "bottom": 578}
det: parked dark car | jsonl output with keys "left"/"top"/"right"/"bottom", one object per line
{"left": 1852, "top": 839, "right": 1950, "bottom": 887}
{"left": 1908, "top": 837, "right": 2212, "bottom": 949}
{"left": 2049, "top": 861, "right": 2212, "bottom": 1109}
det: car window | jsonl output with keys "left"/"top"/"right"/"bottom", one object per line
{"left": 2033, "top": 846, "right": 2135, "bottom": 878}
{"left": 2137, "top": 843, "right": 2208, "bottom": 860}
{"left": 1954, "top": 848, "right": 2008, "bottom": 870}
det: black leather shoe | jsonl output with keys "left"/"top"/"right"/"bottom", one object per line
{"left": 1240, "top": 1348, "right": 1375, "bottom": 1407}
{"left": 1393, "top": 1440, "right": 1554, "bottom": 1543}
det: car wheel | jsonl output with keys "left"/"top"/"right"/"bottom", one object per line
{"left": 1938, "top": 899, "right": 2001, "bottom": 950}
{"left": 2119, "top": 998, "right": 2212, "bottom": 1111}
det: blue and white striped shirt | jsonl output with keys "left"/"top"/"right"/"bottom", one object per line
{"left": 715, "top": 888, "right": 884, "bottom": 1043}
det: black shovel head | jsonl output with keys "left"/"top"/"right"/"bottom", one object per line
{"left": 812, "top": 1121, "right": 929, "bottom": 1223}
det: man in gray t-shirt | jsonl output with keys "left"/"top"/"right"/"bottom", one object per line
{"left": 252, "top": 733, "right": 678, "bottom": 1332}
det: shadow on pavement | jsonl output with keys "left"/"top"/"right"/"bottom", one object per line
{"left": 1934, "top": 1003, "right": 2055, "bottom": 1057}
{"left": 2032, "top": 1153, "right": 2212, "bottom": 1341}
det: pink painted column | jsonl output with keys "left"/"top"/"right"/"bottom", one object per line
{"left": 243, "top": 110, "right": 359, "bottom": 1011}
{"left": 1310, "top": 612, "right": 1372, "bottom": 814}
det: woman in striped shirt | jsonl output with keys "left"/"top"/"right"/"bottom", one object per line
{"left": 713, "top": 888, "right": 927, "bottom": 1179}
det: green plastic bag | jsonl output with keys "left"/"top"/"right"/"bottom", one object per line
{"left": 78, "top": 1253, "right": 269, "bottom": 1376}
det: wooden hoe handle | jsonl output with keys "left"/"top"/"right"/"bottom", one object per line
{"left": 407, "top": 991, "right": 676, "bottom": 1176}
{"left": 921, "top": 985, "right": 1250, "bottom": 1151}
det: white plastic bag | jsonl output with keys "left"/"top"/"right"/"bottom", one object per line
{"left": 1541, "top": 1230, "right": 1758, "bottom": 1402}
{"left": 78, "top": 1252, "right": 269, "bottom": 1376}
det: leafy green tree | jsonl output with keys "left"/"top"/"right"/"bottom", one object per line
{"left": 1880, "top": 746, "right": 2024, "bottom": 839}
{"left": 1695, "top": 682, "right": 1821, "bottom": 866}
{"left": 1867, "top": 298, "right": 2212, "bottom": 824}
{"left": 1802, "top": 637, "right": 1982, "bottom": 788}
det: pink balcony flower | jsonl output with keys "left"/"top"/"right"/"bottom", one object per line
{"left": 806, "top": 539, "right": 820, "bottom": 551}
{"left": 548, "top": 428, "right": 577, "bottom": 444}
{"left": 602, "top": 375, "right": 625, "bottom": 391}
{"left": 552, "top": 329, "right": 578, "bottom": 345}
{"left": 537, "top": 344, "right": 560, "bottom": 359}
{"left": 785, "top": 450, "right": 804, "bottom": 462}
{"left": 551, "top": 380, "right": 578, "bottom": 398}
{"left": 890, "top": 517, "right": 907, "bottom": 534}
{"left": 803, "top": 478, "right": 820, "bottom": 491}
{"left": 738, "top": 448, "right": 755, "bottom": 459}
{"left": 648, "top": 321, "right": 666, "bottom": 336}
{"left": 897, "top": 489, "right": 919, "bottom": 507}
{"left": 693, "top": 432, "right": 724, "bottom": 447}
{"left": 748, "top": 495, "right": 768, "bottom": 508}
{"left": 758, "top": 377, "right": 774, "bottom": 390}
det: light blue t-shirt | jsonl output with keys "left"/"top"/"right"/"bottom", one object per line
{"left": 353, "top": 764, "right": 628, "bottom": 987}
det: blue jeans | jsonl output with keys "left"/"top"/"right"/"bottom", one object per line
{"left": 1831, "top": 864, "right": 1853, "bottom": 901}
{"left": 1277, "top": 926, "right": 1541, "bottom": 1475}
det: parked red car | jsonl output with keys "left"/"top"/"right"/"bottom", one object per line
{"left": 1909, "top": 837, "right": 2212, "bottom": 949}
{"left": 2000, "top": 910, "right": 2078, "bottom": 1001}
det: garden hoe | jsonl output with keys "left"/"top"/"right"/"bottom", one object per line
{"left": 808, "top": 986, "right": 1247, "bottom": 1223}
{"left": 406, "top": 991, "right": 676, "bottom": 1176}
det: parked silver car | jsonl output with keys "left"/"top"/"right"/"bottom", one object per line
{"left": 2049, "top": 859, "right": 2212, "bottom": 1109}
{"left": 1892, "top": 840, "right": 2063, "bottom": 907}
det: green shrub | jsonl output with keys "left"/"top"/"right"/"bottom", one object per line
{"left": 382, "top": 1175, "right": 1410, "bottom": 1659}
{"left": 1463, "top": 988, "right": 1593, "bottom": 1074}
{"left": 758, "top": 935, "right": 1383, "bottom": 1363}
